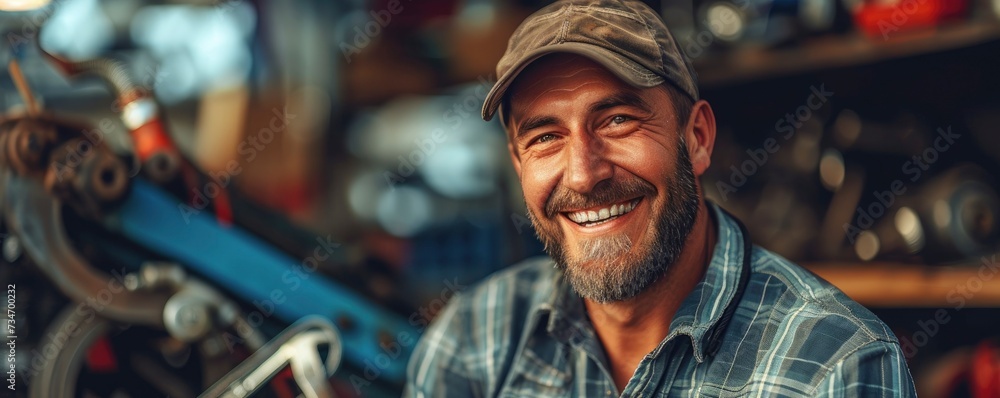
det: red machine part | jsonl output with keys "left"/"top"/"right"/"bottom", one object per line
{"left": 853, "top": 0, "right": 968, "bottom": 38}
{"left": 85, "top": 336, "right": 118, "bottom": 373}
{"left": 971, "top": 340, "right": 1000, "bottom": 398}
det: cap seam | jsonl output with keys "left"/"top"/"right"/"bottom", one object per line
{"left": 636, "top": 4, "right": 670, "bottom": 82}
{"left": 530, "top": 6, "right": 571, "bottom": 23}
{"left": 653, "top": 5, "right": 699, "bottom": 99}
{"left": 512, "top": 4, "right": 571, "bottom": 48}
{"left": 588, "top": 5, "right": 644, "bottom": 24}
{"left": 588, "top": 42, "right": 661, "bottom": 83}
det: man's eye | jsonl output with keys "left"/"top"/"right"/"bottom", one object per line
{"left": 610, "top": 115, "right": 630, "bottom": 125}
{"left": 535, "top": 133, "right": 556, "bottom": 144}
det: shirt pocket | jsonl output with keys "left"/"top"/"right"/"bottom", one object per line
{"left": 500, "top": 346, "right": 571, "bottom": 398}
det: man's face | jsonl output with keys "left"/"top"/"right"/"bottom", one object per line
{"left": 506, "top": 54, "right": 701, "bottom": 303}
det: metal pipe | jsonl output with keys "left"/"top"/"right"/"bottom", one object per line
{"left": 3, "top": 171, "right": 169, "bottom": 326}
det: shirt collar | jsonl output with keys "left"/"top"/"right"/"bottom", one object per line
{"left": 541, "top": 268, "right": 593, "bottom": 346}
{"left": 536, "top": 201, "right": 750, "bottom": 362}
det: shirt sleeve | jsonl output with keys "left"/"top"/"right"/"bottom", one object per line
{"left": 813, "top": 340, "right": 916, "bottom": 397}
{"left": 403, "top": 293, "right": 482, "bottom": 398}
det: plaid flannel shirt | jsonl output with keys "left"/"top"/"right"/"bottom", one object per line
{"left": 405, "top": 203, "right": 916, "bottom": 397}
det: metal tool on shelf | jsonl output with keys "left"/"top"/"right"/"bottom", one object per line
{"left": 852, "top": 164, "right": 1000, "bottom": 262}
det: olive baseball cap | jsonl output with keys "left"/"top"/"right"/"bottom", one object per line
{"left": 481, "top": 0, "right": 699, "bottom": 122}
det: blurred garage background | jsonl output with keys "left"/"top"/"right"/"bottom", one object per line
{"left": 2, "top": 0, "right": 1000, "bottom": 396}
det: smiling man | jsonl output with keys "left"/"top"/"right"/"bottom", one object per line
{"left": 404, "top": 0, "right": 915, "bottom": 396}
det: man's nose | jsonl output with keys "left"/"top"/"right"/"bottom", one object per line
{"left": 563, "top": 132, "right": 612, "bottom": 194}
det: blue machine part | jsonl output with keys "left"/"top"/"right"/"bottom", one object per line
{"left": 106, "top": 180, "right": 419, "bottom": 383}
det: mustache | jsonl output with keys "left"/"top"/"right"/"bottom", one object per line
{"left": 544, "top": 175, "right": 657, "bottom": 218}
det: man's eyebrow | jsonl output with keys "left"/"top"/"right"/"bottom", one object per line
{"left": 515, "top": 115, "right": 560, "bottom": 140}
{"left": 588, "top": 91, "right": 652, "bottom": 114}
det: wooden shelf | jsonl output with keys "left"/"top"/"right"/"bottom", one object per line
{"left": 694, "top": 21, "right": 1000, "bottom": 88}
{"left": 805, "top": 260, "right": 1000, "bottom": 308}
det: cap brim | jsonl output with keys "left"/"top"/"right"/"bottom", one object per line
{"left": 481, "top": 42, "right": 665, "bottom": 121}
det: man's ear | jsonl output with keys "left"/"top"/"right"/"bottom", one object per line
{"left": 508, "top": 141, "right": 522, "bottom": 177}
{"left": 684, "top": 100, "right": 716, "bottom": 177}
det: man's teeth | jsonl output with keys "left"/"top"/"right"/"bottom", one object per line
{"left": 568, "top": 201, "right": 636, "bottom": 224}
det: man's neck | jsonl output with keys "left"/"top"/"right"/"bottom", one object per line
{"left": 584, "top": 201, "right": 717, "bottom": 393}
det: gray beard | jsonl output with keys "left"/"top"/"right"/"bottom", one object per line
{"left": 526, "top": 139, "right": 700, "bottom": 303}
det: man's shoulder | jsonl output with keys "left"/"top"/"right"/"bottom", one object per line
{"left": 745, "top": 245, "right": 897, "bottom": 345}
{"left": 706, "top": 246, "right": 913, "bottom": 394}
{"left": 410, "top": 257, "right": 556, "bottom": 384}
